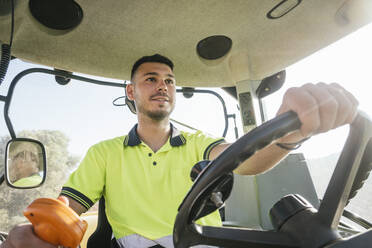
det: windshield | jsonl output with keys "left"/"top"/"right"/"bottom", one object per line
{"left": 263, "top": 23, "right": 372, "bottom": 225}
{"left": 0, "top": 63, "right": 240, "bottom": 232}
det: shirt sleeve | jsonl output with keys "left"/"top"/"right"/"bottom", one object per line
{"left": 61, "top": 144, "right": 106, "bottom": 210}
{"left": 189, "top": 131, "right": 225, "bottom": 161}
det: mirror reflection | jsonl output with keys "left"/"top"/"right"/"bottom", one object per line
{"left": 6, "top": 139, "right": 46, "bottom": 188}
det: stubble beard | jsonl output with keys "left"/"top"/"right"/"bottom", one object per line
{"left": 137, "top": 102, "right": 175, "bottom": 121}
{"left": 146, "top": 110, "right": 170, "bottom": 121}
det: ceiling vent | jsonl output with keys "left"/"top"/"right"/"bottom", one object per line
{"left": 29, "top": 0, "right": 83, "bottom": 30}
{"left": 197, "top": 35, "right": 232, "bottom": 60}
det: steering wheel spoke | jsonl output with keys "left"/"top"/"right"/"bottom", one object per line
{"left": 317, "top": 113, "right": 372, "bottom": 229}
{"left": 199, "top": 225, "right": 298, "bottom": 248}
{"left": 328, "top": 229, "right": 372, "bottom": 247}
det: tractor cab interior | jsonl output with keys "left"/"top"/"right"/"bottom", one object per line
{"left": 0, "top": 1, "right": 372, "bottom": 247}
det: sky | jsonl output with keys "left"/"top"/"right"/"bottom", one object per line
{"left": 0, "top": 22, "right": 371, "bottom": 160}
{"left": 265, "top": 22, "right": 372, "bottom": 158}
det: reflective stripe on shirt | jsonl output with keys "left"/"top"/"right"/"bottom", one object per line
{"left": 116, "top": 234, "right": 217, "bottom": 248}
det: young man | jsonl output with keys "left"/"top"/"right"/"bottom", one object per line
{"left": 1, "top": 54, "right": 358, "bottom": 248}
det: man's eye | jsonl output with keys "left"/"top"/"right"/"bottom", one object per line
{"left": 146, "top": 77, "right": 156, "bottom": 82}
{"left": 165, "top": 79, "right": 174, "bottom": 84}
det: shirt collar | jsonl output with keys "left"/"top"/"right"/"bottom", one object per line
{"left": 123, "top": 123, "right": 186, "bottom": 147}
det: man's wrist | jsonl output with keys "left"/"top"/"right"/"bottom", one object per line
{"left": 276, "top": 137, "right": 310, "bottom": 151}
{"left": 277, "top": 130, "right": 308, "bottom": 143}
{"left": 276, "top": 131, "right": 310, "bottom": 151}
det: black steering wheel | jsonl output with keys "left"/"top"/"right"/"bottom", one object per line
{"left": 174, "top": 111, "right": 372, "bottom": 248}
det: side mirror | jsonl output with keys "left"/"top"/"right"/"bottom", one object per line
{"left": 5, "top": 138, "right": 47, "bottom": 189}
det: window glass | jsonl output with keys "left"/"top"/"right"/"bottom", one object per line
{"left": 263, "top": 23, "right": 372, "bottom": 224}
{"left": 0, "top": 60, "right": 239, "bottom": 232}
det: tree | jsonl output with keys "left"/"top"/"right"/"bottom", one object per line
{"left": 0, "top": 130, "right": 80, "bottom": 232}
{"left": 0, "top": 135, "right": 11, "bottom": 173}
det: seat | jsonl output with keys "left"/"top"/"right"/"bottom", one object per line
{"left": 87, "top": 197, "right": 119, "bottom": 248}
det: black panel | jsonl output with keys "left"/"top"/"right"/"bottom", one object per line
{"left": 222, "top": 87, "right": 237, "bottom": 99}
{"left": 256, "top": 70, "right": 286, "bottom": 99}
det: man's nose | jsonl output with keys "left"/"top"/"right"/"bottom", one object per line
{"left": 24, "top": 151, "right": 31, "bottom": 161}
{"left": 156, "top": 79, "right": 168, "bottom": 92}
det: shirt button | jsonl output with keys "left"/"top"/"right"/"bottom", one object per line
{"left": 148, "top": 153, "right": 152, "bottom": 157}
{"left": 153, "top": 161, "right": 157, "bottom": 166}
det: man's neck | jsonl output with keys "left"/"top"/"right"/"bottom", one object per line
{"left": 136, "top": 115, "right": 171, "bottom": 152}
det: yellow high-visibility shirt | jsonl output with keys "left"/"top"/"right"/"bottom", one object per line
{"left": 62, "top": 124, "right": 224, "bottom": 240}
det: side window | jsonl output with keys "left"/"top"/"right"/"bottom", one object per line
{"left": 172, "top": 89, "right": 240, "bottom": 143}
{"left": 0, "top": 61, "right": 241, "bottom": 231}
{"left": 0, "top": 61, "right": 136, "bottom": 231}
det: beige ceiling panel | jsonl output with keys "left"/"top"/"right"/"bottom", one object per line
{"left": 0, "top": 0, "right": 371, "bottom": 87}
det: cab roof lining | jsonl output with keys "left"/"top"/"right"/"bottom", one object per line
{"left": 0, "top": 0, "right": 371, "bottom": 87}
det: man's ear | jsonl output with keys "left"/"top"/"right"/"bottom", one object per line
{"left": 125, "top": 83, "right": 137, "bottom": 114}
{"left": 126, "top": 83, "right": 135, "bottom": 101}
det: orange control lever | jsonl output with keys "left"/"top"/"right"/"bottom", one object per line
{"left": 23, "top": 197, "right": 88, "bottom": 248}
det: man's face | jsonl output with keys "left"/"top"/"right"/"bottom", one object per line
{"left": 127, "top": 62, "right": 176, "bottom": 121}
{"left": 9, "top": 150, "right": 39, "bottom": 182}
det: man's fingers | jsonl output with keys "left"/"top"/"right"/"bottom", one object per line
{"left": 7, "top": 224, "right": 57, "bottom": 248}
{"left": 280, "top": 86, "right": 320, "bottom": 138}
{"left": 329, "top": 82, "right": 359, "bottom": 124}
{"left": 319, "top": 83, "right": 352, "bottom": 127}
{"left": 277, "top": 83, "right": 359, "bottom": 141}
{"left": 303, "top": 83, "right": 338, "bottom": 133}
{"left": 57, "top": 196, "right": 69, "bottom": 206}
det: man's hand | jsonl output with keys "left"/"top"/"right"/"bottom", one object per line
{"left": 0, "top": 196, "right": 82, "bottom": 248}
{"left": 277, "top": 83, "right": 358, "bottom": 143}
{"left": 231, "top": 82, "right": 358, "bottom": 175}
{"left": 0, "top": 224, "right": 57, "bottom": 248}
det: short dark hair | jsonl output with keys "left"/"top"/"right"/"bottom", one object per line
{"left": 131, "top": 54, "right": 174, "bottom": 81}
